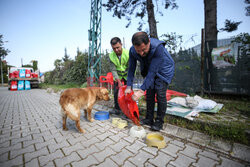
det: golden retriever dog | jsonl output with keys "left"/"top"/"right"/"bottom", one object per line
{"left": 59, "top": 87, "right": 110, "bottom": 133}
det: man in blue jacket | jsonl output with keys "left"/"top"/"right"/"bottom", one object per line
{"left": 125, "top": 31, "right": 175, "bottom": 131}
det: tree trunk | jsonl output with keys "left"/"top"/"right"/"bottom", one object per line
{"left": 146, "top": 0, "right": 158, "bottom": 39}
{"left": 204, "top": 0, "right": 217, "bottom": 92}
{"left": 204, "top": 0, "right": 217, "bottom": 43}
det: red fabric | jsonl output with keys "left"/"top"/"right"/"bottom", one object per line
{"left": 118, "top": 85, "right": 140, "bottom": 125}
{"left": 144, "top": 89, "right": 187, "bottom": 101}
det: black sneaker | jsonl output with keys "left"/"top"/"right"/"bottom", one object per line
{"left": 150, "top": 120, "right": 163, "bottom": 131}
{"left": 140, "top": 118, "right": 154, "bottom": 126}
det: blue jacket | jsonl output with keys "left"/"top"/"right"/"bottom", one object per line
{"left": 127, "top": 38, "right": 175, "bottom": 90}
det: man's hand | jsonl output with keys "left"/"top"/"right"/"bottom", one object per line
{"left": 125, "top": 86, "right": 132, "bottom": 94}
{"left": 116, "top": 79, "right": 122, "bottom": 87}
{"left": 132, "top": 89, "right": 144, "bottom": 101}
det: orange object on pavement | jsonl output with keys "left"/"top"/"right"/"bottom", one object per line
{"left": 118, "top": 86, "right": 140, "bottom": 126}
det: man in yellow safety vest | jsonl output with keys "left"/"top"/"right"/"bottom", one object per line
{"left": 109, "top": 37, "right": 129, "bottom": 115}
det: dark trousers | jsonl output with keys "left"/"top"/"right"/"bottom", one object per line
{"left": 113, "top": 79, "right": 127, "bottom": 110}
{"left": 146, "top": 77, "right": 168, "bottom": 124}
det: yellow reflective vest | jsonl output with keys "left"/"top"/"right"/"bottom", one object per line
{"left": 109, "top": 49, "right": 129, "bottom": 80}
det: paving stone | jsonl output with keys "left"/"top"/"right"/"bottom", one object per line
{"left": 24, "top": 147, "right": 49, "bottom": 162}
{"left": 163, "top": 124, "right": 179, "bottom": 135}
{"left": 193, "top": 154, "right": 219, "bottom": 167}
{"left": 199, "top": 149, "right": 220, "bottom": 161}
{"left": 62, "top": 142, "right": 85, "bottom": 156}
{"left": 10, "top": 145, "right": 35, "bottom": 159}
{"left": 218, "top": 156, "right": 245, "bottom": 167}
{"left": 35, "top": 138, "right": 57, "bottom": 150}
{"left": 109, "top": 131, "right": 128, "bottom": 142}
{"left": 96, "top": 131, "right": 115, "bottom": 141}
{"left": 176, "top": 127, "right": 194, "bottom": 139}
{"left": 80, "top": 136, "right": 100, "bottom": 147}
{"left": 0, "top": 142, "right": 21, "bottom": 155}
{"left": 124, "top": 160, "right": 137, "bottom": 167}
{"left": 54, "top": 152, "right": 81, "bottom": 167}
{"left": 42, "top": 161, "right": 55, "bottom": 167}
{"left": 77, "top": 145, "right": 100, "bottom": 159}
{"left": 109, "top": 139, "right": 130, "bottom": 152}
{"left": 25, "top": 158, "right": 39, "bottom": 167}
{"left": 48, "top": 140, "right": 70, "bottom": 153}
{"left": 110, "top": 148, "right": 134, "bottom": 166}
{"left": 0, "top": 140, "right": 10, "bottom": 150}
{"left": 95, "top": 137, "right": 115, "bottom": 150}
{"left": 93, "top": 147, "right": 116, "bottom": 162}
{"left": 0, "top": 152, "right": 8, "bottom": 163}
{"left": 179, "top": 144, "right": 200, "bottom": 159}
{"left": 67, "top": 135, "right": 87, "bottom": 146}
{"left": 128, "top": 150, "right": 154, "bottom": 166}
{"left": 39, "top": 149, "right": 64, "bottom": 166}
{"left": 169, "top": 153, "right": 196, "bottom": 167}
{"left": 0, "top": 154, "right": 23, "bottom": 167}
{"left": 209, "top": 138, "right": 233, "bottom": 153}
{"left": 232, "top": 143, "right": 250, "bottom": 162}
{"left": 125, "top": 140, "right": 147, "bottom": 154}
{"left": 10, "top": 134, "right": 32, "bottom": 146}
{"left": 71, "top": 155, "right": 98, "bottom": 167}
{"left": 33, "top": 130, "right": 51, "bottom": 140}
{"left": 122, "top": 135, "right": 136, "bottom": 144}
{"left": 189, "top": 131, "right": 211, "bottom": 146}
{"left": 161, "top": 143, "right": 183, "bottom": 158}
{"left": 85, "top": 129, "right": 102, "bottom": 140}
{"left": 170, "top": 139, "right": 185, "bottom": 148}
{"left": 142, "top": 145, "right": 159, "bottom": 156}
{"left": 96, "top": 158, "right": 119, "bottom": 167}
{"left": 149, "top": 151, "right": 174, "bottom": 166}
{"left": 23, "top": 137, "right": 44, "bottom": 148}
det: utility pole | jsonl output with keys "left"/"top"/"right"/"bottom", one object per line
{"left": 87, "top": 0, "right": 102, "bottom": 86}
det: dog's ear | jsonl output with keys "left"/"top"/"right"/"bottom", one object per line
{"left": 97, "top": 88, "right": 109, "bottom": 100}
{"left": 96, "top": 88, "right": 104, "bottom": 99}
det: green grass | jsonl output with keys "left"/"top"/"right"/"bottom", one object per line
{"left": 139, "top": 95, "right": 250, "bottom": 146}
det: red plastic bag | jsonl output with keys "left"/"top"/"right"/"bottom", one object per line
{"left": 118, "top": 85, "right": 140, "bottom": 125}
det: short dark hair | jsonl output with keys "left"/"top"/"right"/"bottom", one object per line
{"left": 110, "top": 37, "right": 121, "bottom": 45}
{"left": 132, "top": 32, "right": 149, "bottom": 46}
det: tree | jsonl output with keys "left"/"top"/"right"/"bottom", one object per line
{"left": 0, "top": 34, "right": 10, "bottom": 85}
{"left": 204, "top": 0, "right": 217, "bottom": 45}
{"left": 0, "top": 34, "right": 10, "bottom": 60}
{"left": 160, "top": 32, "right": 183, "bottom": 54}
{"left": 63, "top": 48, "right": 70, "bottom": 62}
{"left": 103, "top": 0, "right": 178, "bottom": 38}
{"left": 32, "top": 60, "right": 38, "bottom": 71}
{"left": 245, "top": 0, "right": 250, "bottom": 16}
{"left": 220, "top": 19, "right": 242, "bottom": 32}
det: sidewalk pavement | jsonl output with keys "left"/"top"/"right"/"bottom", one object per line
{"left": 0, "top": 87, "right": 249, "bottom": 167}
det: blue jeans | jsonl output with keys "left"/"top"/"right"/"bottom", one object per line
{"left": 146, "top": 77, "right": 168, "bottom": 124}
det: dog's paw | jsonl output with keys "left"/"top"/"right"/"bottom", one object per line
{"left": 80, "top": 129, "right": 86, "bottom": 133}
{"left": 89, "top": 118, "right": 94, "bottom": 122}
{"left": 63, "top": 127, "right": 68, "bottom": 131}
